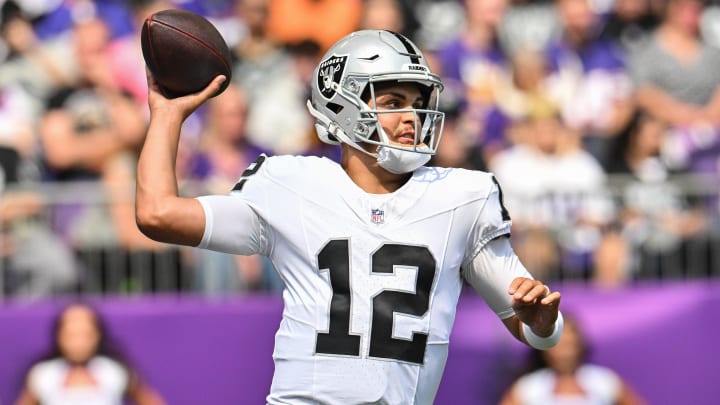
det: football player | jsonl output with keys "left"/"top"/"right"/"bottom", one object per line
{"left": 136, "top": 30, "right": 563, "bottom": 404}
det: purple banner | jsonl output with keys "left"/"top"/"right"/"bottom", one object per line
{"left": 0, "top": 281, "right": 718, "bottom": 404}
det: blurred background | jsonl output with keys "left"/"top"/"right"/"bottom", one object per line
{"left": 0, "top": 0, "right": 718, "bottom": 404}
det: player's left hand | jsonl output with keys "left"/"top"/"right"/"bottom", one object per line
{"left": 509, "top": 277, "right": 561, "bottom": 337}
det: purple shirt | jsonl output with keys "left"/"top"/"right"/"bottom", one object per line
{"left": 545, "top": 36, "right": 626, "bottom": 74}
{"left": 436, "top": 38, "right": 507, "bottom": 84}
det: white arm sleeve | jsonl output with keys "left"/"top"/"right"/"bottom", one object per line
{"left": 461, "top": 236, "right": 534, "bottom": 319}
{"left": 195, "top": 195, "right": 268, "bottom": 256}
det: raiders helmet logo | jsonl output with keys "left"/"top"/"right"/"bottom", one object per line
{"left": 317, "top": 54, "right": 347, "bottom": 100}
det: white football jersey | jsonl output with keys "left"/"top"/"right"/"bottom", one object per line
{"left": 197, "top": 155, "right": 523, "bottom": 404}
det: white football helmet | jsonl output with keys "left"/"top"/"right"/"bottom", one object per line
{"left": 307, "top": 30, "right": 445, "bottom": 159}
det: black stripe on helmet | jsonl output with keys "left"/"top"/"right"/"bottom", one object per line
{"left": 385, "top": 30, "right": 420, "bottom": 64}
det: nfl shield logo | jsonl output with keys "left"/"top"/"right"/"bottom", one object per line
{"left": 371, "top": 209, "right": 385, "bottom": 224}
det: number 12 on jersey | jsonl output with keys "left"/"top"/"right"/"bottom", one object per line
{"left": 315, "top": 239, "right": 437, "bottom": 365}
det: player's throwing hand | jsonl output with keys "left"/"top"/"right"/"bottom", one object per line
{"left": 145, "top": 68, "right": 226, "bottom": 120}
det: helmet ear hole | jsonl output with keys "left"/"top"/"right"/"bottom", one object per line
{"left": 360, "top": 86, "right": 372, "bottom": 103}
{"left": 326, "top": 102, "right": 344, "bottom": 114}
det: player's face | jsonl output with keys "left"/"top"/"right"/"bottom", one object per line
{"left": 370, "top": 82, "right": 426, "bottom": 148}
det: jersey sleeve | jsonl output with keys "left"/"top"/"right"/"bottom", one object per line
{"left": 463, "top": 176, "right": 512, "bottom": 264}
{"left": 194, "top": 155, "right": 273, "bottom": 256}
{"left": 195, "top": 195, "right": 268, "bottom": 255}
{"left": 461, "top": 236, "right": 533, "bottom": 319}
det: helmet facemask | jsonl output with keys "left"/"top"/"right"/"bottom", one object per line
{"left": 355, "top": 78, "right": 445, "bottom": 157}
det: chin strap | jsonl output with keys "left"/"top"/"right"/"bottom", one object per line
{"left": 306, "top": 100, "right": 340, "bottom": 144}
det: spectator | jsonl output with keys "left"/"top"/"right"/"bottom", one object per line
{"left": 435, "top": 0, "right": 511, "bottom": 169}
{"left": 14, "top": 303, "right": 167, "bottom": 405}
{"left": 485, "top": 47, "right": 558, "bottom": 166}
{"left": 490, "top": 111, "right": 616, "bottom": 281}
{"left": 411, "top": 0, "right": 467, "bottom": 51}
{"left": 429, "top": 104, "right": 486, "bottom": 170}
{"left": 599, "top": 0, "right": 662, "bottom": 52}
{"left": 499, "top": 313, "right": 647, "bottom": 405}
{"left": 0, "top": 10, "right": 80, "bottom": 296}
{"left": 436, "top": 0, "right": 509, "bottom": 109}
{"left": 38, "top": 16, "right": 171, "bottom": 292}
{"left": 629, "top": 0, "right": 720, "bottom": 176}
{"left": 25, "top": 0, "right": 135, "bottom": 41}
{"left": 231, "top": 0, "right": 277, "bottom": 64}
{"left": 39, "top": 17, "right": 145, "bottom": 184}
{"left": 265, "top": 0, "right": 362, "bottom": 52}
{"left": 700, "top": 0, "right": 720, "bottom": 48}
{"left": 231, "top": 0, "right": 314, "bottom": 155}
{"left": 493, "top": 48, "right": 556, "bottom": 125}
{"left": 182, "top": 85, "right": 259, "bottom": 194}
{"left": 106, "top": 0, "right": 175, "bottom": 105}
{"left": 606, "top": 110, "right": 709, "bottom": 280}
{"left": 499, "top": 0, "right": 558, "bottom": 55}
{"left": 630, "top": 0, "right": 720, "bottom": 126}
{"left": 544, "top": 0, "right": 634, "bottom": 168}
{"left": 0, "top": 1, "right": 75, "bottom": 120}
{"left": 359, "top": 0, "right": 412, "bottom": 38}
{"left": 0, "top": 146, "right": 79, "bottom": 297}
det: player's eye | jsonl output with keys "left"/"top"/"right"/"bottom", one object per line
{"left": 377, "top": 99, "right": 401, "bottom": 109}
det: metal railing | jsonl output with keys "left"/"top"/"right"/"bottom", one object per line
{"left": 1, "top": 174, "right": 719, "bottom": 298}
{"left": 1, "top": 180, "right": 188, "bottom": 298}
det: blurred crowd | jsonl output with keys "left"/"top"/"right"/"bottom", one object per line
{"left": 1, "top": 0, "right": 720, "bottom": 298}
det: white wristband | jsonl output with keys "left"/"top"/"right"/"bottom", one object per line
{"left": 522, "top": 311, "right": 564, "bottom": 350}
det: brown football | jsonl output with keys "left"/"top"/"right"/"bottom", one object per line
{"left": 141, "top": 9, "right": 232, "bottom": 98}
